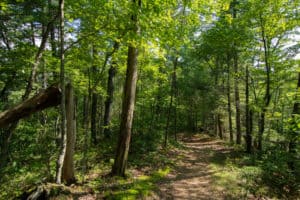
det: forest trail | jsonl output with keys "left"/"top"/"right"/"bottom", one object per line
{"left": 152, "top": 134, "right": 237, "bottom": 200}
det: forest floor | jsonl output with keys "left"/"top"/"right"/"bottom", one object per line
{"left": 63, "top": 134, "right": 272, "bottom": 200}
{"left": 18, "top": 134, "right": 280, "bottom": 200}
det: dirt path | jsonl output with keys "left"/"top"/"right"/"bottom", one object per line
{"left": 153, "top": 134, "right": 234, "bottom": 200}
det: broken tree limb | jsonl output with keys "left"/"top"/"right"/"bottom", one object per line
{"left": 0, "top": 84, "right": 61, "bottom": 128}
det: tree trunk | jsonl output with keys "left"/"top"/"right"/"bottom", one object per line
{"left": 62, "top": 83, "right": 76, "bottom": 185}
{"left": 91, "top": 92, "right": 97, "bottom": 144}
{"left": 258, "top": 15, "right": 271, "bottom": 151}
{"left": 111, "top": 0, "right": 140, "bottom": 177}
{"left": 227, "top": 57, "right": 233, "bottom": 143}
{"left": 103, "top": 62, "right": 117, "bottom": 138}
{"left": 217, "top": 114, "right": 223, "bottom": 139}
{"left": 173, "top": 57, "right": 178, "bottom": 141}
{"left": 233, "top": 51, "right": 241, "bottom": 144}
{"left": 83, "top": 95, "right": 89, "bottom": 174}
{"left": 22, "top": 11, "right": 58, "bottom": 101}
{"left": 164, "top": 91, "right": 173, "bottom": 147}
{"left": 56, "top": 0, "right": 67, "bottom": 184}
{"left": 245, "top": 63, "right": 252, "bottom": 153}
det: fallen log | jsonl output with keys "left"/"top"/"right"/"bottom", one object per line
{"left": 0, "top": 84, "right": 61, "bottom": 128}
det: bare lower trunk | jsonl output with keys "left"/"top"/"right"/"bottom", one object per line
{"left": 83, "top": 95, "right": 89, "bottom": 174}
{"left": 164, "top": 93, "right": 173, "bottom": 147}
{"left": 258, "top": 14, "right": 271, "bottom": 151}
{"left": 112, "top": 45, "right": 138, "bottom": 176}
{"left": 233, "top": 51, "right": 241, "bottom": 144}
{"left": 226, "top": 58, "right": 233, "bottom": 143}
{"left": 91, "top": 92, "right": 97, "bottom": 144}
{"left": 217, "top": 114, "right": 223, "bottom": 139}
{"left": 103, "top": 63, "right": 117, "bottom": 138}
{"left": 245, "top": 64, "right": 252, "bottom": 153}
{"left": 62, "top": 84, "right": 76, "bottom": 184}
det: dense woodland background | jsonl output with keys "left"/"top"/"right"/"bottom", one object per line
{"left": 0, "top": 0, "right": 300, "bottom": 199}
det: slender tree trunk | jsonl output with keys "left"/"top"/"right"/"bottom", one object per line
{"left": 217, "top": 114, "right": 223, "bottom": 139}
{"left": 111, "top": 0, "right": 140, "bottom": 177}
{"left": 91, "top": 92, "right": 97, "bottom": 144}
{"left": 23, "top": 13, "right": 58, "bottom": 101}
{"left": 258, "top": 15, "right": 271, "bottom": 151}
{"left": 226, "top": 57, "right": 233, "bottom": 143}
{"left": 83, "top": 93, "right": 90, "bottom": 174}
{"left": 245, "top": 63, "right": 252, "bottom": 153}
{"left": 164, "top": 92, "right": 173, "bottom": 147}
{"left": 103, "top": 62, "right": 117, "bottom": 138}
{"left": 56, "top": 0, "right": 67, "bottom": 184}
{"left": 233, "top": 50, "right": 241, "bottom": 144}
{"left": 62, "top": 83, "right": 76, "bottom": 184}
{"left": 173, "top": 57, "right": 178, "bottom": 141}
{"left": 164, "top": 56, "right": 178, "bottom": 146}
{"left": 214, "top": 114, "right": 218, "bottom": 136}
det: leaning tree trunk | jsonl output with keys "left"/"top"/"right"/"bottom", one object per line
{"left": 0, "top": 85, "right": 61, "bottom": 128}
{"left": 111, "top": 0, "right": 140, "bottom": 177}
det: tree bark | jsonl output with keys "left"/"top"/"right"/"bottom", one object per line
{"left": 245, "top": 63, "right": 252, "bottom": 153}
{"left": 83, "top": 95, "right": 90, "bottom": 174}
{"left": 258, "top": 15, "right": 271, "bottom": 151}
{"left": 56, "top": 0, "right": 67, "bottom": 184}
{"left": 111, "top": 0, "right": 140, "bottom": 177}
{"left": 91, "top": 92, "right": 97, "bottom": 144}
{"left": 173, "top": 57, "right": 178, "bottom": 141}
{"left": 103, "top": 62, "right": 117, "bottom": 138}
{"left": 217, "top": 114, "right": 223, "bottom": 139}
{"left": 226, "top": 57, "right": 233, "bottom": 143}
{"left": 62, "top": 83, "right": 76, "bottom": 185}
{"left": 233, "top": 50, "right": 241, "bottom": 144}
{"left": 164, "top": 90, "right": 173, "bottom": 147}
{"left": 164, "top": 56, "right": 178, "bottom": 146}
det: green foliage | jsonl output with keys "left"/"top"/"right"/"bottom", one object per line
{"left": 1, "top": 0, "right": 300, "bottom": 198}
{"left": 261, "top": 147, "right": 300, "bottom": 197}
